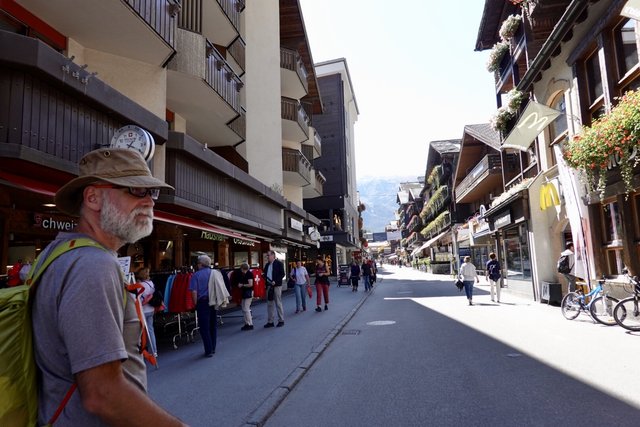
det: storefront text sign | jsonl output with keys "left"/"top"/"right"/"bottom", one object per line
{"left": 289, "top": 218, "right": 303, "bottom": 232}
{"left": 319, "top": 235, "right": 333, "bottom": 242}
{"left": 201, "top": 231, "right": 226, "bottom": 241}
{"left": 33, "top": 214, "right": 77, "bottom": 231}
{"left": 494, "top": 211, "right": 512, "bottom": 229}
{"left": 233, "top": 238, "right": 255, "bottom": 247}
{"left": 539, "top": 182, "right": 561, "bottom": 211}
{"left": 118, "top": 256, "right": 131, "bottom": 275}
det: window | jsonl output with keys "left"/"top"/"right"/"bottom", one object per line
{"left": 615, "top": 19, "right": 640, "bottom": 79}
{"left": 601, "top": 201, "right": 622, "bottom": 244}
{"left": 503, "top": 225, "right": 531, "bottom": 280}
{"left": 549, "top": 93, "right": 568, "bottom": 142}
{"left": 586, "top": 52, "right": 603, "bottom": 104}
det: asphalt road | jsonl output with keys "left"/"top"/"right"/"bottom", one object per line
{"left": 265, "top": 266, "right": 640, "bottom": 427}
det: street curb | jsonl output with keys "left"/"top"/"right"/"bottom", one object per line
{"left": 241, "top": 285, "right": 375, "bottom": 427}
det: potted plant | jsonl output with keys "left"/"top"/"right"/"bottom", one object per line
{"left": 489, "top": 89, "right": 526, "bottom": 133}
{"left": 563, "top": 89, "right": 640, "bottom": 199}
{"left": 499, "top": 14, "right": 522, "bottom": 41}
{"left": 486, "top": 41, "right": 510, "bottom": 73}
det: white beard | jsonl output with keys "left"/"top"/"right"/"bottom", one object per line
{"left": 100, "top": 193, "right": 154, "bottom": 244}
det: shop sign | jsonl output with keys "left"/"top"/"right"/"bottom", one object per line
{"left": 33, "top": 213, "right": 77, "bottom": 231}
{"left": 434, "top": 252, "right": 450, "bottom": 262}
{"left": 233, "top": 237, "right": 255, "bottom": 247}
{"left": 319, "top": 235, "right": 333, "bottom": 242}
{"left": 539, "top": 182, "right": 561, "bottom": 211}
{"left": 117, "top": 256, "right": 131, "bottom": 275}
{"left": 201, "top": 230, "right": 226, "bottom": 241}
{"left": 289, "top": 218, "right": 303, "bottom": 232}
{"left": 494, "top": 211, "right": 512, "bottom": 229}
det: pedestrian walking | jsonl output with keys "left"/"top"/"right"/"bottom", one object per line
{"left": 459, "top": 256, "right": 479, "bottom": 305}
{"left": 361, "top": 259, "right": 372, "bottom": 292}
{"left": 485, "top": 252, "right": 501, "bottom": 303}
{"left": 350, "top": 259, "right": 360, "bottom": 292}
{"left": 31, "top": 147, "right": 184, "bottom": 425}
{"left": 558, "top": 242, "right": 576, "bottom": 292}
{"left": 190, "top": 255, "right": 217, "bottom": 357}
{"left": 290, "top": 259, "right": 310, "bottom": 313}
{"left": 138, "top": 266, "right": 158, "bottom": 357}
{"left": 238, "top": 263, "right": 254, "bottom": 331}
{"left": 314, "top": 256, "right": 330, "bottom": 312}
{"left": 263, "top": 250, "right": 285, "bottom": 327}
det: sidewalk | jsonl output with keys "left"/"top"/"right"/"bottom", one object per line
{"left": 383, "top": 265, "right": 640, "bottom": 409}
{"left": 147, "top": 280, "right": 375, "bottom": 427}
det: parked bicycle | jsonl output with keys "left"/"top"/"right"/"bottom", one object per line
{"left": 560, "top": 278, "right": 619, "bottom": 326}
{"left": 613, "top": 271, "right": 640, "bottom": 332}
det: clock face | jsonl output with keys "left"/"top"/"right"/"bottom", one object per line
{"left": 110, "top": 125, "right": 155, "bottom": 161}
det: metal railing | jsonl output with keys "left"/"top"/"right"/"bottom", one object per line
{"left": 282, "top": 148, "right": 311, "bottom": 183}
{"left": 126, "top": 0, "right": 178, "bottom": 47}
{"left": 313, "top": 130, "right": 322, "bottom": 156}
{"left": 281, "top": 97, "right": 310, "bottom": 135}
{"left": 280, "top": 47, "right": 309, "bottom": 93}
{"left": 178, "top": 0, "right": 202, "bottom": 33}
{"left": 456, "top": 154, "right": 501, "bottom": 198}
{"left": 205, "top": 42, "right": 242, "bottom": 113}
{"left": 217, "top": 0, "right": 243, "bottom": 32}
{"left": 227, "top": 108, "right": 246, "bottom": 140}
{"left": 228, "top": 36, "right": 245, "bottom": 71}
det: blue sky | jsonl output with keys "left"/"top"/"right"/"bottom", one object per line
{"left": 299, "top": 0, "right": 498, "bottom": 179}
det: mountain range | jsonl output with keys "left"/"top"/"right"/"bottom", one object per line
{"left": 357, "top": 175, "right": 421, "bottom": 234}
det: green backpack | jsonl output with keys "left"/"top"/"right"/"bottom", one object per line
{"left": 0, "top": 238, "right": 105, "bottom": 427}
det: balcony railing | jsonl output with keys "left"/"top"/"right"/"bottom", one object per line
{"left": 301, "top": 145, "right": 314, "bottom": 164}
{"left": 228, "top": 36, "right": 245, "bottom": 71}
{"left": 314, "top": 170, "right": 326, "bottom": 195}
{"left": 178, "top": 0, "right": 202, "bottom": 33}
{"left": 280, "top": 47, "right": 309, "bottom": 93}
{"left": 126, "top": 0, "right": 178, "bottom": 48}
{"left": 227, "top": 108, "right": 246, "bottom": 140}
{"left": 218, "top": 0, "right": 243, "bottom": 32}
{"left": 282, "top": 148, "right": 311, "bottom": 184}
{"left": 205, "top": 42, "right": 242, "bottom": 113}
{"left": 456, "top": 154, "right": 502, "bottom": 200}
{"left": 313, "top": 130, "right": 322, "bottom": 156}
{"left": 281, "top": 97, "right": 310, "bottom": 136}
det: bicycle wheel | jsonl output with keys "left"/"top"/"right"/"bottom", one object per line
{"left": 589, "top": 296, "right": 619, "bottom": 326}
{"left": 561, "top": 292, "right": 581, "bottom": 320}
{"left": 614, "top": 297, "right": 640, "bottom": 331}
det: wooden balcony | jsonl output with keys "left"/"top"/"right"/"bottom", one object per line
{"left": 282, "top": 147, "right": 311, "bottom": 186}
{"left": 167, "top": 33, "right": 243, "bottom": 147}
{"left": 0, "top": 31, "right": 167, "bottom": 174}
{"left": 280, "top": 47, "right": 309, "bottom": 99}
{"left": 16, "top": 0, "right": 177, "bottom": 65}
{"left": 456, "top": 154, "right": 503, "bottom": 204}
{"left": 178, "top": 0, "right": 242, "bottom": 46}
{"left": 162, "top": 131, "right": 286, "bottom": 235}
{"left": 281, "top": 97, "right": 310, "bottom": 143}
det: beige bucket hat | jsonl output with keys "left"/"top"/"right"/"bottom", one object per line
{"left": 55, "top": 148, "right": 173, "bottom": 216}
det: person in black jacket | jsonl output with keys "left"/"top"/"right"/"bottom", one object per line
{"left": 263, "top": 250, "right": 285, "bottom": 327}
{"left": 238, "top": 263, "right": 254, "bottom": 330}
{"left": 350, "top": 260, "right": 361, "bottom": 292}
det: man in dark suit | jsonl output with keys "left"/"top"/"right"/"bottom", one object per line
{"left": 263, "top": 250, "right": 286, "bottom": 327}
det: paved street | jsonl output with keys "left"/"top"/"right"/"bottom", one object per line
{"left": 149, "top": 266, "right": 640, "bottom": 426}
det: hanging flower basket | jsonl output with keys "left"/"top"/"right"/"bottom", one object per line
{"left": 486, "top": 42, "right": 510, "bottom": 73}
{"left": 499, "top": 14, "right": 522, "bottom": 41}
{"left": 563, "top": 89, "right": 640, "bottom": 199}
{"left": 489, "top": 89, "right": 525, "bottom": 133}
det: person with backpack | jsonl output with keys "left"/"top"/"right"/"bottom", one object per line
{"left": 31, "top": 148, "right": 184, "bottom": 426}
{"left": 485, "top": 252, "right": 502, "bottom": 303}
{"left": 558, "top": 242, "right": 576, "bottom": 292}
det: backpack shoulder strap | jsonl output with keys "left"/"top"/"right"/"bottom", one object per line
{"left": 25, "top": 238, "right": 106, "bottom": 289}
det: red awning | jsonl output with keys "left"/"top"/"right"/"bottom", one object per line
{"left": 0, "top": 171, "right": 57, "bottom": 196}
{"left": 154, "top": 211, "right": 259, "bottom": 244}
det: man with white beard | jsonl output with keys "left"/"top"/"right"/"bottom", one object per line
{"left": 31, "top": 148, "right": 186, "bottom": 426}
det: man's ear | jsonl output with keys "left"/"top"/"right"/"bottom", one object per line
{"left": 83, "top": 186, "right": 102, "bottom": 212}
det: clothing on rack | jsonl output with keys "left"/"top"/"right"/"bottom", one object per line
{"left": 208, "top": 269, "right": 230, "bottom": 309}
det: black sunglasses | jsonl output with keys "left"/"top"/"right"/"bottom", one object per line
{"left": 93, "top": 184, "right": 160, "bottom": 200}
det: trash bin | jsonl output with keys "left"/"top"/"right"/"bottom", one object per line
{"left": 541, "top": 281, "right": 562, "bottom": 305}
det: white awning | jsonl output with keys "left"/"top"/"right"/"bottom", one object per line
{"left": 502, "top": 101, "right": 561, "bottom": 152}
{"left": 411, "top": 241, "right": 430, "bottom": 257}
{"left": 423, "top": 230, "right": 449, "bottom": 249}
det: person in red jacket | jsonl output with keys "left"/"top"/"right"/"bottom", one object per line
{"left": 7, "top": 259, "right": 23, "bottom": 287}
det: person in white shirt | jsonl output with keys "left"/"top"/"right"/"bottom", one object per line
{"left": 459, "top": 256, "right": 479, "bottom": 305}
{"left": 290, "top": 259, "right": 310, "bottom": 313}
{"left": 559, "top": 242, "right": 576, "bottom": 292}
